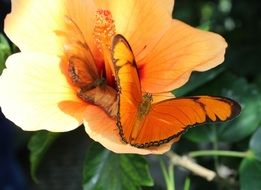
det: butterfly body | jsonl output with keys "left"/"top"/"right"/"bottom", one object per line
{"left": 112, "top": 34, "right": 241, "bottom": 148}
{"left": 67, "top": 41, "right": 118, "bottom": 117}
{"left": 127, "top": 93, "right": 152, "bottom": 143}
{"left": 138, "top": 93, "right": 153, "bottom": 117}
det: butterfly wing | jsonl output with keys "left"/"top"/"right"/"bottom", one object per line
{"left": 112, "top": 34, "right": 241, "bottom": 148}
{"left": 132, "top": 96, "right": 241, "bottom": 148}
{"left": 64, "top": 17, "right": 119, "bottom": 117}
{"left": 64, "top": 16, "right": 100, "bottom": 88}
{"left": 78, "top": 85, "right": 118, "bottom": 117}
{"left": 112, "top": 34, "right": 142, "bottom": 143}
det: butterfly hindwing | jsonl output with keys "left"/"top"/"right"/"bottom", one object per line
{"left": 132, "top": 96, "right": 241, "bottom": 148}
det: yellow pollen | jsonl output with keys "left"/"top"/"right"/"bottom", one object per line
{"left": 94, "top": 9, "right": 116, "bottom": 51}
{"left": 94, "top": 9, "right": 116, "bottom": 85}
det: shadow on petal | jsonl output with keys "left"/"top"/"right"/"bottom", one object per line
{"left": 83, "top": 105, "right": 173, "bottom": 155}
{"left": 58, "top": 100, "right": 87, "bottom": 124}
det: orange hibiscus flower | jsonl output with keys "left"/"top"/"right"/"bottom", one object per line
{"left": 0, "top": 0, "right": 227, "bottom": 154}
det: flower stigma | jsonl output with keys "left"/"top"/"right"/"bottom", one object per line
{"left": 94, "top": 9, "right": 116, "bottom": 85}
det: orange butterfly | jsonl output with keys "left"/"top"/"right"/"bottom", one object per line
{"left": 67, "top": 42, "right": 118, "bottom": 117}
{"left": 111, "top": 34, "right": 241, "bottom": 148}
{"left": 65, "top": 16, "right": 118, "bottom": 117}
{"left": 68, "top": 46, "right": 117, "bottom": 117}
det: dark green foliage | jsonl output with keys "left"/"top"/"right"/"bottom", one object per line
{"left": 83, "top": 143, "right": 153, "bottom": 190}
{"left": 249, "top": 128, "right": 261, "bottom": 162}
{"left": 240, "top": 128, "right": 261, "bottom": 190}
{"left": 28, "top": 131, "right": 60, "bottom": 182}
{"left": 240, "top": 159, "right": 261, "bottom": 190}
{"left": 0, "top": 34, "right": 11, "bottom": 74}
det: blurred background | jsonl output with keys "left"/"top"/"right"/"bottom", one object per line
{"left": 0, "top": 0, "right": 261, "bottom": 190}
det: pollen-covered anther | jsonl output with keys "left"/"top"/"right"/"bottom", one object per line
{"left": 94, "top": 9, "right": 116, "bottom": 52}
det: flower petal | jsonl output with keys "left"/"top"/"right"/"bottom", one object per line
{"left": 0, "top": 53, "right": 86, "bottom": 132}
{"left": 5, "top": 0, "right": 96, "bottom": 55}
{"left": 152, "top": 92, "right": 175, "bottom": 104}
{"left": 139, "top": 20, "right": 228, "bottom": 93}
{"left": 95, "top": 0, "right": 174, "bottom": 59}
{"left": 84, "top": 105, "right": 172, "bottom": 155}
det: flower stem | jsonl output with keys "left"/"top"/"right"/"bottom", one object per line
{"left": 212, "top": 127, "right": 219, "bottom": 171}
{"left": 166, "top": 151, "right": 216, "bottom": 181}
{"left": 159, "top": 157, "right": 175, "bottom": 190}
{"left": 168, "top": 161, "right": 175, "bottom": 190}
{"left": 159, "top": 158, "right": 169, "bottom": 186}
{"left": 189, "top": 150, "right": 249, "bottom": 158}
{"left": 184, "top": 177, "right": 191, "bottom": 190}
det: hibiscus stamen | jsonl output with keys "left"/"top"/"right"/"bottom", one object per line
{"left": 94, "top": 9, "right": 116, "bottom": 86}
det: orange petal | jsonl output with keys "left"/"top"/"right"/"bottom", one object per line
{"left": 94, "top": 0, "right": 174, "bottom": 59}
{"left": 139, "top": 19, "right": 228, "bottom": 93}
{"left": 0, "top": 53, "right": 86, "bottom": 132}
{"left": 151, "top": 92, "right": 175, "bottom": 104}
{"left": 5, "top": 0, "right": 96, "bottom": 55}
{"left": 83, "top": 105, "right": 172, "bottom": 155}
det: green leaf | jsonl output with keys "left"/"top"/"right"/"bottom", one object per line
{"left": 240, "top": 158, "right": 261, "bottom": 190}
{"left": 249, "top": 127, "right": 261, "bottom": 162}
{"left": 184, "top": 125, "right": 215, "bottom": 143}
{"left": 239, "top": 127, "right": 261, "bottom": 189}
{"left": 28, "top": 131, "right": 60, "bottom": 182}
{"left": 0, "top": 34, "right": 11, "bottom": 75}
{"left": 173, "top": 66, "right": 224, "bottom": 97}
{"left": 83, "top": 143, "right": 154, "bottom": 190}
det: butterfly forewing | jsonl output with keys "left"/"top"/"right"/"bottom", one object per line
{"left": 65, "top": 17, "right": 118, "bottom": 117}
{"left": 112, "top": 34, "right": 143, "bottom": 142}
